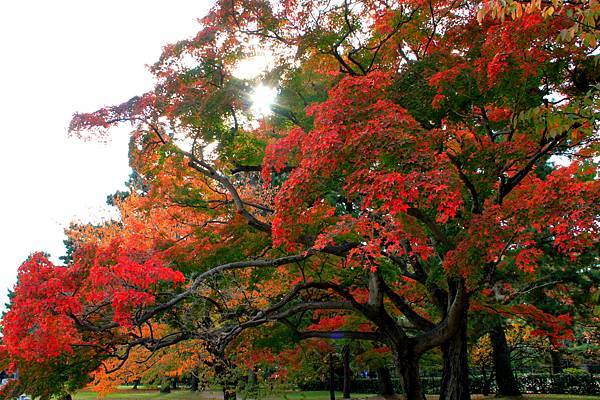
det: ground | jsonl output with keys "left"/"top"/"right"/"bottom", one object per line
{"left": 73, "top": 389, "right": 600, "bottom": 400}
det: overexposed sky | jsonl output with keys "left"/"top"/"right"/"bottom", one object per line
{"left": 0, "top": 1, "right": 212, "bottom": 309}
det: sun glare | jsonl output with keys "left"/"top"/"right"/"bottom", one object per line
{"left": 250, "top": 85, "right": 277, "bottom": 117}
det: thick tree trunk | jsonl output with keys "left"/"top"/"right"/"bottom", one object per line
{"left": 439, "top": 313, "right": 470, "bottom": 400}
{"left": 342, "top": 345, "right": 351, "bottom": 399}
{"left": 377, "top": 366, "right": 395, "bottom": 396}
{"left": 550, "top": 350, "right": 563, "bottom": 374}
{"left": 329, "top": 352, "right": 336, "bottom": 400}
{"left": 490, "top": 325, "right": 521, "bottom": 396}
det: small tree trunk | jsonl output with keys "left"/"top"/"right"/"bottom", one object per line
{"left": 439, "top": 312, "right": 470, "bottom": 400}
{"left": 171, "top": 377, "right": 178, "bottom": 390}
{"left": 550, "top": 350, "right": 563, "bottom": 374}
{"left": 160, "top": 379, "right": 171, "bottom": 393}
{"left": 223, "top": 385, "right": 236, "bottom": 400}
{"left": 132, "top": 378, "right": 140, "bottom": 390}
{"left": 329, "top": 353, "right": 336, "bottom": 400}
{"left": 215, "top": 354, "right": 237, "bottom": 400}
{"left": 490, "top": 325, "right": 521, "bottom": 396}
{"left": 190, "top": 371, "right": 199, "bottom": 392}
{"left": 247, "top": 368, "right": 257, "bottom": 391}
{"left": 342, "top": 345, "right": 351, "bottom": 399}
{"left": 479, "top": 366, "right": 492, "bottom": 397}
{"left": 377, "top": 366, "right": 395, "bottom": 396}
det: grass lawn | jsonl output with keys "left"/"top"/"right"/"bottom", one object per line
{"left": 73, "top": 390, "right": 600, "bottom": 400}
{"left": 74, "top": 390, "right": 374, "bottom": 400}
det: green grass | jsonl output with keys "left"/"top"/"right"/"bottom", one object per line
{"left": 73, "top": 390, "right": 600, "bottom": 400}
{"left": 74, "top": 390, "right": 375, "bottom": 400}
{"left": 472, "top": 396, "right": 600, "bottom": 400}
{"left": 274, "top": 392, "right": 374, "bottom": 399}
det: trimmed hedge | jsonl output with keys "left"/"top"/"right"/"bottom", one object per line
{"left": 298, "top": 372, "right": 600, "bottom": 395}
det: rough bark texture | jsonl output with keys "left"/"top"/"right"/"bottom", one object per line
{"left": 342, "top": 345, "right": 351, "bottom": 399}
{"left": 439, "top": 313, "right": 470, "bottom": 400}
{"left": 377, "top": 366, "right": 395, "bottom": 396}
{"left": 490, "top": 325, "right": 521, "bottom": 396}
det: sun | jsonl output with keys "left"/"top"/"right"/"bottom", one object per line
{"left": 250, "top": 85, "right": 277, "bottom": 117}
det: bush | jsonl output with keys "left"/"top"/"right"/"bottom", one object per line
{"left": 519, "top": 372, "right": 599, "bottom": 395}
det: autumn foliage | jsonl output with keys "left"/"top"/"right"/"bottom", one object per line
{"left": 2, "top": 0, "right": 599, "bottom": 399}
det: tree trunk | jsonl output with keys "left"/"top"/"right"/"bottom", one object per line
{"left": 132, "top": 378, "right": 140, "bottom": 390}
{"left": 397, "top": 356, "right": 426, "bottom": 400}
{"left": 391, "top": 345, "right": 425, "bottom": 400}
{"left": 439, "top": 313, "right": 470, "bottom": 400}
{"left": 329, "top": 352, "right": 336, "bottom": 400}
{"left": 479, "top": 366, "right": 493, "bottom": 397}
{"left": 190, "top": 371, "right": 199, "bottom": 392}
{"left": 160, "top": 379, "right": 171, "bottom": 393}
{"left": 490, "top": 325, "right": 521, "bottom": 396}
{"left": 342, "top": 345, "right": 351, "bottom": 399}
{"left": 247, "top": 368, "right": 257, "bottom": 391}
{"left": 215, "top": 354, "right": 237, "bottom": 400}
{"left": 377, "top": 366, "right": 395, "bottom": 396}
{"left": 222, "top": 385, "right": 236, "bottom": 400}
{"left": 550, "top": 350, "right": 563, "bottom": 374}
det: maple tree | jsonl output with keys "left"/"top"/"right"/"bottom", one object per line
{"left": 2, "top": 0, "right": 599, "bottom": 400}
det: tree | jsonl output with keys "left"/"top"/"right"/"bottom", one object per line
{"left": 2, "top": 1, "right": 598, "bottom": 400}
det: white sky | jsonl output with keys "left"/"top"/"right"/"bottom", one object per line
{"left": 0, "top": 1, "right": 212, "bottom": 309}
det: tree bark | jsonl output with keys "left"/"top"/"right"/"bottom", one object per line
{"left": 329, "top": 353, "right": 336, "bottom": 400}
{"left": 490, "top": 325, "right": 521, "bottom": 396}
{"left": 397, "top": 355, "right": 426, "bottom": 400}
{"left": 342, "top": 345, "right": 351, "bottom": 399}
{"left": 377, "top": 366, "right": 395, "bottom": 396}
{"left": 439, "top": 311, "right": 470, "bottom": 400}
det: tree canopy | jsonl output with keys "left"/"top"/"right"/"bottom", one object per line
{"left": 1, "top": 0, "right": 598, "bottom": 399}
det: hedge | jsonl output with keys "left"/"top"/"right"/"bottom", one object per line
{"left": 298, "top": 372, "right": 600, "bottom": 395}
